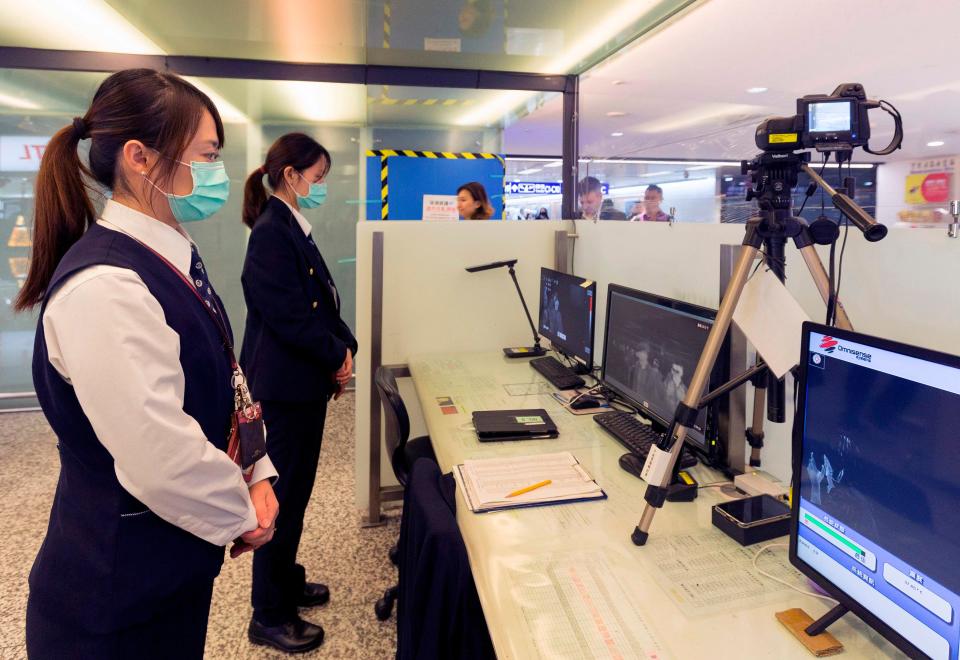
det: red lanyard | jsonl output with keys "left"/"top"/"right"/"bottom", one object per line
{"left": 132, "top": 238, "right": 238, "bottom": 369}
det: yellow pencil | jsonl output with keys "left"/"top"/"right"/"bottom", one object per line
{"left": 506, "top": 479, "right": 552, "bottom": 498}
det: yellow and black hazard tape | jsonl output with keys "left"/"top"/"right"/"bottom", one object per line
{"left": 367, "top": 150, "right": 505, "bottom": 220}
{"left": 367, "top": 96, "right": 477, "bottom": 107}
{"left": 382, "top": 0, "right": 391, "bottom": 49}
{"left": 367, "top": 150, "right": 502, "bottom": 161}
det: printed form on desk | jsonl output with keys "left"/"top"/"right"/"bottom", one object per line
{"left": 638, "top": 530, "right": 808, "bottom": 618}
{"left": 508, "top": 551, "right": 667, "bottom": 659}
{"left": 453, "top": 451, "right": 605, "bottom": 513}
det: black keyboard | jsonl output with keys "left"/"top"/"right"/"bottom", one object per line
{"left": 594, "top": 411, "right": 698, "bottom": 469}
{"left": 530, "top": 356, "right": 585, "bottom": 390}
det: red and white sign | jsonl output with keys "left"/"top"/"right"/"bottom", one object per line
{"left": 0, "top": 136, "right": 51, "bottom": 172}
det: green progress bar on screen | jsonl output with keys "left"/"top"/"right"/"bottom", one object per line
{"left": 804, "top": 513, "right": 864, "bottom": 556}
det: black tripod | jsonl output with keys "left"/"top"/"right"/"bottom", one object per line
{"left": 631, "top": 150, "right": 885, "bottom": 546}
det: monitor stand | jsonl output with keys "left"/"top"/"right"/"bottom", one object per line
{"left": 555, "top": 350, "right": 591, "bottom": 375}
{"left": 804, "top": 603, "right": 848, "bottom": 636}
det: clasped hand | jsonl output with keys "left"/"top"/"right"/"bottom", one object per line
{"left": 333, "top": 349, "right": 353, "bottom": 401}
{"left": 230, "top": 479, "right": 279, "bottom": 558}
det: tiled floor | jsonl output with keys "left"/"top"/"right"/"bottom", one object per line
{"left": 0, "top": 393, "right": 401, "bottom": 659}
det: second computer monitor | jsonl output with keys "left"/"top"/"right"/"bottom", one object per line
{"left": 538, "top": 267, "right": 597, "bottom": 369}
{"left": 601, "top": 284, "right": 719, "bottom": 450}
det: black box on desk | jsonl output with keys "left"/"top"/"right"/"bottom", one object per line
{"left": 711, "top": 494, "right": 790, "bottom": 546}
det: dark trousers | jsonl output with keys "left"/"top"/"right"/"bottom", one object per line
{"left": 252, "top": 398, "right": 328, "bottom": 625}
{"left": 26, "top": 579, "right": 214, "bottom": 659}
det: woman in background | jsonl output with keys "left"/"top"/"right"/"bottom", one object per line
{"left": 457, "top": 181, "right": 494, "bottom": 220}
{"left": 241, "top": 133, "right": 358, "bottom": 654}
{"left": 19, "top": 68, "right": 277, "bottom": 659}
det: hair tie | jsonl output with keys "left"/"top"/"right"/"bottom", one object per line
{"left": 72, "top": 116, "right": 89, "bottom": 140}
{"left": 259, "top": 164, "right": 268, "bottom": 175}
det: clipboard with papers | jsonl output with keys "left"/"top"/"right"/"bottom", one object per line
{"left": 452, "top": 451, "right": 606, "bottom": 513}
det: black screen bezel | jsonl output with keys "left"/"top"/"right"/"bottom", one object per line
{"left": 537, "top": 267, "right": 597, "bottom": 369}
{"left": 791, "top": 321, "right": 960, "bottom": 660}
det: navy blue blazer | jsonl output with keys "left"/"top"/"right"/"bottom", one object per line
{"left": 240, "top": 197, "right": 358, "bottom": 402}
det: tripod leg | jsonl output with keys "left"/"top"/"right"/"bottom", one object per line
{"left": 798, "top": 245, "right": 854, "bottom": 331}
{"left": 633, "top": 243, "right": 761, "bottom": 545}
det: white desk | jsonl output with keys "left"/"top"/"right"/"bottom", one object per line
{"left": 408, "top": 351, "right": 904, "bottom": 660}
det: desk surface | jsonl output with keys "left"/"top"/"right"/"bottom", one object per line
{"left": 408, "top": 351, "right": 904, "bottom": 660}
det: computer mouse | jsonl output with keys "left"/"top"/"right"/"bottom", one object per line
{"left": 570, "top": 395, "right": 601, "bottom": 410}
{"left": 618, "top": 453, "right": 645, "bottom": 479}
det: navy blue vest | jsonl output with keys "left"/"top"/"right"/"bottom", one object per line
{"left": 30, "top": 224, "right": 235, "bottom": 633}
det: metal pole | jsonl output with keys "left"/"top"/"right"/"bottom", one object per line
{"left": 365, "top": 231, "right": 385, "bottom": 525}
{"left": 0, "top": 392, "right": 36, "bottom": 400}
{"left": 554, "top": 229, "right": 571, "bottom": 274}
{"left": 561, "top": 75, "right": 579, "bottom": 220}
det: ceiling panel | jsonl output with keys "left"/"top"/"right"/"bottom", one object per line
{"left": 0, "top": 0, "right": 695, "bottom": 75}
{"left": 507, "top": 0, "right": 960, "bottom": 162}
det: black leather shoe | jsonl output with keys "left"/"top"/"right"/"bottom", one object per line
{"left": 248, "top": 616, "right": 324, "bottom": 654}
{"left": 298, "top": 582, "right": 330, "bottom": 608}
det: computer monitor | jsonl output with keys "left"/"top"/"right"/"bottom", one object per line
{"left": 791, "top": 322, "right": 960, "bottom": 659}
{"left": 537, "top": 267, "right": 597, "bottom": 369}
{"left": 600, "top": 284, "right": 722, "bottom": 452}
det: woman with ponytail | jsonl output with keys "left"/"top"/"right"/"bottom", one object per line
{"left": 239, "top": 133, "right": 357, "bottom": 653}
{"left": 19, "top": 69, "right": 278, "bottom": 659}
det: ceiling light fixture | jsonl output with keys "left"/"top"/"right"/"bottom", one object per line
{"left": 0, "top": 92, "right": 40, "bottom": 110}
{"left": 927, "top": 140, "right": 945, "bottom": 147}
{"left": 606, "top": 111, "right": 627, "bottom": 117}
{"left": 746, "top": 87, "right": 768, "bottom": 94}
{"left": 611, "top": 132, "right": 624, "bottom": 137}
{"left": 0, "top": 2, "right": 252, "bottom": 124}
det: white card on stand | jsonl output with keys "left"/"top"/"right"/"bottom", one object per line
{"left": 732, "top": 267, "right": 811, "bottom": 378}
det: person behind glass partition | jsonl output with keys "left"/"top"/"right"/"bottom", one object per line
{"left": 456, "top": 181, "right": 493, "bottom": 220}
{"left": 631, "top": 184, "right": 673, "bottom": 222}
{"left": 575, "top": 176, "right": 626, "bottom": 221}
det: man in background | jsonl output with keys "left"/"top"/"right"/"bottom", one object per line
{"left": 575, "top": 176, "right": 626, "bottom": 220}
{"left": 630, "top": 184, "right": 673, "bottom": 222}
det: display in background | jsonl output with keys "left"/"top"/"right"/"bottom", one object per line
{"left": 899, "top": 158, "right": 955, "bottom": 227}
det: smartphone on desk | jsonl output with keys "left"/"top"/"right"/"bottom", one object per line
{"left": 714, "top": 494, "right": 790, "bottom": 529}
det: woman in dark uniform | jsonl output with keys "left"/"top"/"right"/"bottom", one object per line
{"left": 18, "top": 69, "right": 278, "bottom": 659}
{"left": 241, "top": 133, "right": 358, "bottom": 653}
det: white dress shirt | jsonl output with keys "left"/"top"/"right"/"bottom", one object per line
{"left": 274, "top": 194, "right": 313, "bottom": 237}
{"left": 43, "top": 200, "right": 277, "bottom": 547}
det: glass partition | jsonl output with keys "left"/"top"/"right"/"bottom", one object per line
{"left": 0, "top": 66, "right": 549, "bottom": 406}
{"left": 564, "top": 0, "right": 960, "bottom": 229}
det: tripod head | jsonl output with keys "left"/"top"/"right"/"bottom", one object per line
{"left": 741, "top": 151, "right": 811, "bottom": 240}
{"left": 741, "top": 149, "right": 888, "bottom": 243}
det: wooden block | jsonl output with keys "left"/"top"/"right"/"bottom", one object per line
{"left": 776, "top": 608, "right": 845, "bottom": 657}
